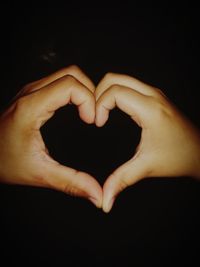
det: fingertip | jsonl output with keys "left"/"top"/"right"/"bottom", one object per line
{"left": 87, "top": 179, "right": 103, "bottom": 209}
{"left": 103, "top": 196, "right": 115, "bottom": 213}
{"left": 95, "top": 119, "right": 105, "bottom": 128}
{"left": 102, "top": 181, "right": 115, "bottom": 213}
{"left": 79, "top": 114, "right": 94, "bottom": 124}
{"left": 79, "top": 104, "right": 95, "bottom": 124}
{"left": 83, "top": 113, "right": 95, "bottom": 124}
{"left": 95, "top": 106, "right": 108, "bottom": 127}
{"left": 49, "top": 164, "right": 102, "bottom": 208}
{"left": 89, "top": 197, "right": 102, "bottom": 209}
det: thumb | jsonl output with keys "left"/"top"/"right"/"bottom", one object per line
{"left": 103, "top": 155, "right": 148, "bottom": 213}
{"left": 46, "top": 163, "right": 102, "bottom": 208}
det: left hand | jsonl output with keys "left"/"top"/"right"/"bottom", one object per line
{"left": 0, "top": 65, "right": 102, "bottom": 208}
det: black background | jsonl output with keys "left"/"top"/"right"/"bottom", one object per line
{"left": 0, "top": 4, "right": 200, "bottom": 266}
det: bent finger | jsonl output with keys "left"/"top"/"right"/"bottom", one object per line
{"left": 22, "top": 65, "right": 95, "bottom": 94}
{"left": 95, "top": 72, "right": 161, "bottom": 100}
{"left": 95, "top": 85, "right": 151, "bottom": 128}
{"left": 16, "top": 75, "right": 96, "bottom": 128}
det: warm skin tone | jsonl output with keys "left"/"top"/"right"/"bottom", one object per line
{"left": 0, "top": 66, "right": 102, "bottom": 208}
{"left": 95, "top": 73, "right": 200, "bottom": 212}
{"left": 0, "top": 66, "right": 200, "bottom": 212}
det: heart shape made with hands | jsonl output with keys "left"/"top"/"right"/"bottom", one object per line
{"left": 31, "top": 66, "right": 162, "bottom": 213}
{"left": 41, "top": 104, "right": 141, "bottom": 186}
{"left": 0, "top": 66, "right": 146, "bottom": 213}
{"left": 1, "top": 65, "right": 198, "bottom": 213}
{"left": 41, "top": 104, "right": 141, "bottom": 212}
{"left": 30, "top": 66, "right": 147, "bottom": 213}
{"left": 2, "top": 66, "right": 194, "bottom": 213}
{"left": 2, "top": 66, "right": 197, "bottom": 213}
{"left": 12, "top": 66, "right": 178, "bottom": 213}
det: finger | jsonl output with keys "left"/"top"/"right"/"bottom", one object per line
{"left": 23, "top": 65, "right": 95, "bottom": 94}
{"left": 18, "top": 75, "right": 96, "bottom": 127}
{"left": 46, "top": 163, "right": 102, "bottom": 208}
{"left": 103, "top": 155, "right": 148, "bottom": 213}
{"left": 95, "top": 73, "right": 161, "bottom": 101}
{"left": 95, "top": 85, "right": 151, "bottom": 127}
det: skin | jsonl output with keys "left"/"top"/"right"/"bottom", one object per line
{"left": 95, "top": 73, "right": 200, "bottom": 212}
{"left": 0, "top": 66, "right": 200, "bottom": 213}
{"left": 0, "top": 65, "right": 102, "bottom": 208}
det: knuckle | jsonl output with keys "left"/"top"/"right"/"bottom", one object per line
{"left": 59, "top": 74, "right": 77, "bottom": 85}
{"left": 22, "top": 84, "right": 30, "bottom": 91}
{"left": 150, "top": 97, "right": 170, "bottom": 120}
{"left": 15, "top": 95, "right": 29, "bottom": 111}
{"left": 68, "top": 64, "right": 80, "bottom": 71}
{"left": 153, "top": 87, "right": 166, "bottom": 99}
{"left": 119, "top": 178, "right": 129, "bottom": 192}
{"left": 61, "top": 75, "right": 91, "bottom": 97}
{"left": 21, "top": 83, "right": 34, "bottom": 93}
{"left": 11, "top": 95, "right": 34, "bottom": 127}
{"left": 103, "top": 72, "right": 115, "bottom": 81}
{"left": 63, "top": 184, "right": 77, "bottom": 196}
{"left": 62, "top": 170, "right": 80, "bottom": 196}
{"left": 64, "top": 65, "right": 81, "bottom": 74}
{"left": 109, "top": 84, "right": 122, "bottom": 94}
{"left": 154, "top": 87, "right": 163, "bottom": 94}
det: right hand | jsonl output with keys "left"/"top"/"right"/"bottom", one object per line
{"left": 95, "top": 73, "right": 200, "bottom": 212}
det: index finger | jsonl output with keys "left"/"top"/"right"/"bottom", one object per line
{"left": 95, "top": 73, "right": 161, "bottom": 100}
{"left": 23, "top": 65, "right": 95, "bottom": 93}
{"left": 16, "top": 75, "right": 96, "bottom": 128}
{"left": 95, "top": 84, "right": 152, "bottom": 127}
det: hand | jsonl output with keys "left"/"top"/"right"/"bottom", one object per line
{"left": 0, "top": 66, "right": 102, "bottom": 208}
{"left": 95, "top": 73, "right": 200, "bottom": 212}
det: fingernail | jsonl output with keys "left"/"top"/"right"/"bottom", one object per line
{"left": 104, "top": 197, "right": 115, "bottom": 213}
{"left": 89, "top": 197, "right": 101, "bottom": 208}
